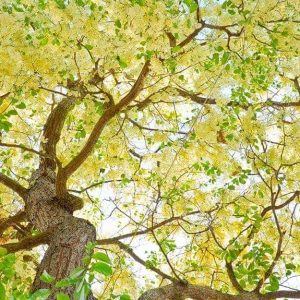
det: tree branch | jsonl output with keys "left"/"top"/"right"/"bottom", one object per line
{"left": 0, "top": 142, "right": 42, "bottom": 156}
{"left": 0, "top": 173, "right": 28, "bottom": 198}
{"left": 177, "top": 19, "right": 242, "bottom": 49}
{"left": 225, "top": 262, "right": 244, "bottom": 292}
{"left": 57, "top": 61, "right": 151, "bottom": 194}
{"left": 255, "top": 191, "right": 285, "bottom": 292}
{"left": 138, "top": 283, "right": 260, "bottom": 300}
{"left": 178, "top": 25, "right": 205, "bottom": 48}
{"left": 292, "top": 76, "right": 300, "bottom": 95}
{"left": 97, "top": 210, "right": 207, "bottom": 243}
{"left": 68, "top": 179, "right": 125, "bottom": 193}
{"left": 40, "top": 96, "right": 78, "bottom": 170}
{"left": 0, "top": 210, "right": 26, "bottom": 236}
{"left": 127, "top": 117, "right": 188, "bottom": 135}
{"left": 261, "top": 191, "right": 300, "bottom": 216}
{"left": 176, "top": 88, "right": 217, "bottom": 105}
{"left": 139, "top": 283, "right": 300, "bottom": 300}
{"left": 1, "top": 232, "right": 49, "bottom": 253}
{"left": 260, "top": 290, "right": 300, "bottom": 299}
{"left": 165, "top": 31, "right": 176, "bottom": 47}
{"left": 176, "top": 88, "right": 300, "bottom": 108}
{"left": 226, "top": 191, "right": 299, "bottom": 260}
{"left": 0, "top": 92, "right": 10, "bottom": 100}
{"left": 97, "top": 240, "right": 177, "bottom": 282}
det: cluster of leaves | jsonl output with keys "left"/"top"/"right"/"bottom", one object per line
{"left": 0, "top": 247, "right": 17, "bottom": 299}
{"left": 0, "top": 247, "right": 35, "bottom": 299}
{"left": 235, "top": 243, "right": 274, "bottom": 289}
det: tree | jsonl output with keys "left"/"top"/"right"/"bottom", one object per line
{"left": 0, "top": 0, "right": 300, "bottom": 299}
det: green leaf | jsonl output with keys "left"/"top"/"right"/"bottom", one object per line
{"left": 115, "top": 19, "right": 122, "bottom": 28}
{"left": 55, "top": 279, "right": 74, "bottom": 288}
{"left": 0, "top": 282, "right": 5, "bottom": 300}
{"left": 38, "top": 0, "right": 47, "bottom": 9}
{"left": 130, "top": 0, "right": 145, "bottom": 5}
{"left": 74, "top": 286, "right": 85, "bottom": 300}
{"left": 74, "top": 278, "right": 90, "bottom": 300}
{"left": 221, "top": 52, "right": 230, "bottom": 64}
{"left": 94, "top": 102, "right": 104, "bottom": 115}
{"left": 91, "top": 262, "right": 112, "bottom": 276}
{"left": 268, "top": 274, "right": 279, "bottom": 292}
{"left": 144, "top": 50, "right": 154, "bottom": 60}
{"left": 286, "top": 263, "right": 296, "bottom": 270}
{"left": 75, "top": 0, "right": 85, "bottom": 7}
{"left": 31, "top": 289, "right": 51, "bottom": 300}
{"left": 40, "top": 36, "right": 49, "bottom": 46}
{"left": 212, "top": 52, "right": 219, "bottom": 64}
{"left": 165, "top": 57, "right": 177, "bottom": 73}
{"left": 84, "top": 44, "right": 93, "bottom": 50}
{"left": 75, "top": 128, "right": 86, "bottom": 139}
{"left": 12, "top": 4, "right": 24, "bottom": 12}
{"left": 69, "top": 267, "right": 85, "bottom": 279}
{"left": 120, "top": 294, "right": 131, "bottom": 300}
{"left": 16, "top": 102, "right": 26, "bottom": 109}
{"left": 0, "top": 247, "right": 8, "bottom": 257}
{"left": 92, "top": 252, "right": 111, "bottom": 264}
{"left": 116, "top": 56, "right": 128, "bottom": 69}
{"left": 56, "top": 293, "right": 70, "bottom": 300}
{"left": 85, "top": 242, "right": 96, "bottom": 253}
{"left": 226, "top": 133, "right": 234, "bottom": 141}
{"left": 52, "top": 38, "right": 60, "bottom": 45}
{"left": 40, "top": 270, "right": 55, "bottom": 283}
{"left": 54, "top": 0, "right": 66, "bottom": 9}
{"left": 171, "top": 46, "right": 181, "bottom": 53}
{"left": 183, "top": 0, "right": 198, "bottom": 13}
{"left": 161, "top": 239, "right": 176, "bottom": 252}
{"left": 7, "top": 109, "right": 18, "bottom": 116}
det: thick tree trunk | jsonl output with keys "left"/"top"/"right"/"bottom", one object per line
{"left": 25, "top": 169, "right": 96, "bottom": 299}
{"left": 32, "top": 216, "right": 96, "bottom": 297}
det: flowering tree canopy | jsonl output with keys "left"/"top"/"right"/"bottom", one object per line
{"left": 0, "top": 0, "right": 300, "bottom": 299}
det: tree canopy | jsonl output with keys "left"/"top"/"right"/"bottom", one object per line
{"left": 0, "top": 0, "right": 300, "bottom": 299}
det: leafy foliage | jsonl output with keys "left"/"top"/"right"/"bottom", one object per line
{"left": 0, "top": 0, "right": 300, "bottom": 299}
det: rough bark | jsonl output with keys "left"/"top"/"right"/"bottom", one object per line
{"left": 40, "top": 96, "right": 77, "bottom": 171}
{"left": 138, "top": 283, "right": 261, "bottom": 300}
{"left": 32, "top": 216, "right": 96, "bottom": 298}
{"left": 138, "top": 282, "right": 300, "bottom": 300}
{"left": 25, "top": 168, "right": 96, "bottom": 299}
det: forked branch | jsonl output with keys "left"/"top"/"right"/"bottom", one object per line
{"left": 57, "top": 61, "right": 151, "bottom": 194}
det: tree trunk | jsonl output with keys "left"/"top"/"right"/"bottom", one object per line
{"left": 25, "top": 169, "right": 96, "bottom": 299}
